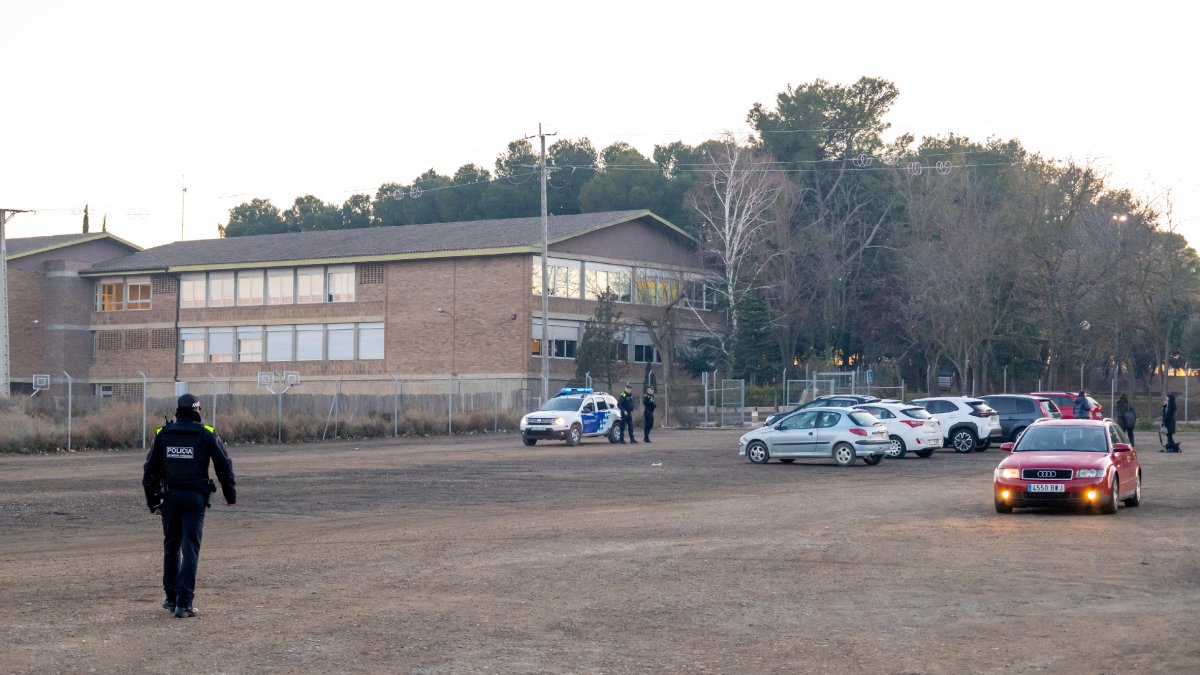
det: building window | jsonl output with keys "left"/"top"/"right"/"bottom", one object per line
{"left": 180, "top": 273, "right": 206, "bottom": 309}
{"left": 97, "top": 281, "right": 124, "bottom": 311}
{"left": 634, "top": 344, "right": 662, "bottom": 363}
{"left": 531, "top": 258, "right": 581, "bottom": 298}
{"left": 358, "top": 322, "right": 384, "bottom": 360}
{"left": 95, "top": 384, "right": 114, "bottom": 397}
{"left": 268, "top": 268, "right": 294, "bottom": 305}
{"left": 551, "top": 339, "right": 577, "bottom": 359}
{"left": 531, "top": 337, "right": 541, "bottom": 356}
{"left": 266, "top": 325, "right": 294, "bottom": 362}
{"left": 126, "top": 277, "right": 151, "bottom": 310}
{"left": 584, "top": 266, "right": 632, "bottom": 302}
{"left": 327, "top": 323, "right": 355, "bottom": 360}
{"left": 237, "top": 326, "right": 263, "bottom": 362}
{"left": 635, "top": 272, "right": 680, "bottom": 306}
{"left": 296, "top": 324, "right": 323, "bottom": 360}
{"left": 296, "top": 268, "right": 324, "bottom": 304}
{"left": 208, "top": 327, "right": 234, "bottom": 363}
{"left": 237, "top": 270, "right": 264, "bottom": 306}
{"left": 327, "top": 265, "right": 355, "bottom": 302}
{"left": 208, "top": 272, "right": 235, "bottom": 308}
{"left": 180, "top": 328, "right": 205, "bottom": 363}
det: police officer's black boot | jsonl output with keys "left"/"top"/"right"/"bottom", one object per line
{"left": 174, "top": 605, "right": 198, "bottom": 618}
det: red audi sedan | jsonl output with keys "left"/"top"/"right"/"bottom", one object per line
{"left": 993, "top": 419, "right": 1141, "bottom": 514}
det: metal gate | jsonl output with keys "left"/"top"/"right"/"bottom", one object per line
{"left": 719, "top": 379, "right": 746, "bottom": 427}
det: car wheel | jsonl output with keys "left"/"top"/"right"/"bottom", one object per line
{"left": 1011, "top": 427, "right": 1026, "bottom": 444}
{"left": 522, "top": 436, "right": 537, "bottom": 446}
{"left": 951, "top": 429, "right": 978, "bottom": 453}
{"left": 607, "top": 425, "right": 620, "bottom": 444}
{"left": 976, "top": 439, "right": 991, "bottom": 452}
{"left": 779, "top": 458, "right": 796, "bottom": 464}
{"left": 994, "top": 498, "right": 1013, "bottom": 514}
{"left": 566, "top": 424, "right": 582, "bottom": 447}
{"left": 914, "top": 448, "right": 935, "bottom": 458}
{"left": 862, "top": 454, "right": 882, "bottom": 466}
{"left": 747, "top": 441, "right": 770, "bottom": 464}
{"left": 1123, "top": 471, "right": 1142, "bottom": 507}
{"left": 1099, "top": 476, "right": 1119, "bottom": 515}
{"left": 886, "top": 435, "right": 907, "bottom": 459}
{"left": 833, "top": 443, "right": 856, "bottom": 467}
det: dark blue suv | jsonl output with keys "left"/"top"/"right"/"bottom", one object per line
{"left": 980, "top": 394, "right": 1061, "bottom": 442}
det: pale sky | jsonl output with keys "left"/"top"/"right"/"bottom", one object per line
{"left": 3, "top": 0, "right": 1196, "bottom": 249}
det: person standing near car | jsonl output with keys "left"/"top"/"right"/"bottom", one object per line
{"left": 617, "top": 384, "right": 638, "bottom": 444}
{"left": 142, "top": 394, "right": 237, "bottom": 618}
{"left": 1072, "top": 391, "right": 1093, "bottom": 420}
{"left": 1115, "top": 393, "right": 1137, "bottom": 445}
{"left": 1162, "top": 393, "right": 1180, "bottom": 452}
{"left": 642, "top": 386, "right": 657, "bottom": 443}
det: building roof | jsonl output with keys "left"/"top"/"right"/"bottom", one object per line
{"left": 7, "top": 232, "right": 141, "bottom": 259}
{"left": 87, "top": 210, "right": 696, "bottom": 274}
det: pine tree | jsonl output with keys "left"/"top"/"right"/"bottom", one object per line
{"left": 82, "top": 204, "right": 89, "bottom": 233}
{"left": 574, "top": 290, "right": 626, "bottom": 391}
{"left": 730, "top": 288, "right": 777, "bottom": 383}
{"left": 101, "top": 214, "right": 107, "bottom": 232}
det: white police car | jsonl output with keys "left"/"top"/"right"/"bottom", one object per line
{"left": 520, "top": 388, "right": 621, "bottom": 446}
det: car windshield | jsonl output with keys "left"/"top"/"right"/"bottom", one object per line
{"left": 539, "top": 397, "right": 582, "bottom": 412}
{"left": 848, "top": 411, "right": 880, "bottom": 426}
{"left": 1014, "top": 425, "right": 1108, "bottom": 452}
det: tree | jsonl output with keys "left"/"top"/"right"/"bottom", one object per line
{"left": 687, "top": 137, "right": 792, "bottom": 369}
{"left": 547, "top": 138, "right": 598, "bottom": 215}
{"left": 579, "top": 142, "right": 672, "bottom": 214}
{"left": 437, "top": 164, "right": 491, "bottom": 222}
{"left": 282, "top": 195, "right": 339, "bottom": 232}
{"left": 223, "top": 198, "right": 286, "bottom": 237}
{"left": 82, "top": 204, "right": 89, "bottom": 233}
{"left": 340, "top": 194, "right": 374, "bottom": 229}
{"left": 574, "top": 290, "right": 627, "bottom": 391}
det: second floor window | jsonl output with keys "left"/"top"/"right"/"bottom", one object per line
{"left": 208, "top": 272, "right": 235, "bottom": 307}
{"left": 238, "top": 270, "right": 264, "bottom": 306}
{"left": 296, "top": 268, "right": 324, "bottom": 304}
{"left": 97, "top": 277, "right": 151, "bottom": 311}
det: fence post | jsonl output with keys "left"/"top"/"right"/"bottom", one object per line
{"left": 63, "top": 371, "right": 73, "bottom": 452}
{"left": 207, "top": 373, "right": 218, "bottom": 432}
{"left": 447, "top": 372, "right": 454, "bottom": 436}
{"left": 137, "top": 370, "right": 148, "bottom": 450}
{"left": 391, "top": 375, "right": 400, "bottom": 437}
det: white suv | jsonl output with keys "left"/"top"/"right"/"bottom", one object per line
{"left": 853, "top": 402, "right": 943, "bottom": 459}
{"left": 909, "top": 396, "right": 1001, "bottom": 453}
{"left": 520, "top": 388, "right": 621, "bottom": 446}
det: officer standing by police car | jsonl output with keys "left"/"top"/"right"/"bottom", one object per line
{"left": 142, "top": 394, "right": 236, "bottom": 618}
{"left": 618, "top": 384, "right": 638, "bottom": 443}
{"left": 642, "top": 386, "right": 656, "bottom": 443}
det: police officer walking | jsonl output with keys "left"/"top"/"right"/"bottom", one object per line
{"left": 642, "top": 386, "right": 657, "bottom": 443}
{"left": 142, "top": 394, "right": 236, "bottom": 618}
{"left": 617, "top": 384, "right": 638, "bottom": 444}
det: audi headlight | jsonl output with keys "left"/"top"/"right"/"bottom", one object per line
{"left": 1076, "top": 468, "right": 1105, "bottom": 478}
{"left": 554, "top": 417, "right": 566, "bottom": 426}
{"left": 996, "top": 467, "right": 1021, "bottom": 480}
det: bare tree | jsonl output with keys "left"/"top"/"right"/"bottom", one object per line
{"left": 687, "top": 137, "right": 793, "bottom": 365}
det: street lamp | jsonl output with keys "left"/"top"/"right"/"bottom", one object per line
{"left": 437, "top": 307, "right": 456, "bottom": 435}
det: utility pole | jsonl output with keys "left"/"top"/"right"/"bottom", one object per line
{"left": 0, "top": 208, "right": 32, "bottom": 398}
{"left": 525, "top": 123, "right": 555, "bottom": 403}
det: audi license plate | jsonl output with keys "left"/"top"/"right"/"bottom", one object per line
{"left": 1028, "top": 483, "right": 1065, "bottom": 493}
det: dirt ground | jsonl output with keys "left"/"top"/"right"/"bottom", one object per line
{"left": 2, "top": 428, "right": 1199, "bottom": 674}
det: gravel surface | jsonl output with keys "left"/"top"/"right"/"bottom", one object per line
{"left": 2, "top": 429, "right": 1198, "bottom": 673}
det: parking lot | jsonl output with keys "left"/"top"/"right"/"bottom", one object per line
{"left": 2, "top": 429, "right": 1199, "bottom": 673}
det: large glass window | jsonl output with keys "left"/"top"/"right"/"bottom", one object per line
{"left": 531, "top": 257, "right": 581, "bottom": 298}
{"left": 296, "top": 268, "right": 324, "bottom": 304}
{"left": 327, "top": 265, "right": 355, "bottom": 303}
{"left": 208, "top": 327, "right": 234, "bottom": 362}
{"left": 97, "top": 280, "right": 124, "bottom": 311}
{"left": 208, "top": 272, "right": 235, "bottom": 308}
{"left": 358, "top": 322, "right": 384, "bottom": 360}
{"left": 327, "top": 323, "right": 355, "bottom": 360}
{"left": 237, "top": 270, "right": 264, "bottom": 306}
{"left": 237, "top": 326, "right": 263, "bottom": 362}
{"left": 266, "top": 325, "right": 294, "bottom": 362}
{"left": 584, "top": 264, "right": 633, "bottom": 302}
{"left": 296, "top": 324, "right": 324, "bottom": 360}
{"left": 180, "top": 273, "right": 206, "bottom": 309}
{"left": 180, "top": 328, "right": 205, "bottom": 363}
{"left": 268, "top": 268, "right": 294, "bottom": 305}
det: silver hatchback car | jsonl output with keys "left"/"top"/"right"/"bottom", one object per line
{"left": 739, "top": 407, "right": 890, "bottom": 466}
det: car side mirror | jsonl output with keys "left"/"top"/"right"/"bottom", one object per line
{"left": 1000, "top": 442, "right": 1014, "bottom": 452}
{"left": 1113, "top": 443, "right": 1132, "bottom": 453}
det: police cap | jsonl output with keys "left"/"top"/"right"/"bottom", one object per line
{"left": 177, "top": 393, "right": 202, "bottom": 410}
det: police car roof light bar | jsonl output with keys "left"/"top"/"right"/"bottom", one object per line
{"left": 557, "top": 387, "right": 593, "bottom": 397}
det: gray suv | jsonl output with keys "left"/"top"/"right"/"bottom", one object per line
{"left": 980, "top": 394, "right": 1060, "bottom": 442}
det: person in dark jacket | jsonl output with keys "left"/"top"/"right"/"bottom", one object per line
{"left": 1162, "top": 393, "right": 1180, "bottom": 452}
{"left": 617, "top": 385, "right": 637, "bottom": 444}
{"left": 1072, "top": 391, "right": 1092, "bottom": 420}
{"left": 642, "top": 386, "right": 657, "bottom": 443}
{"left": 1115, "top": 393, "right": 1136, "bottom": 446}
{"left": 142, "top": 393, "right": 236, "bottom": 618}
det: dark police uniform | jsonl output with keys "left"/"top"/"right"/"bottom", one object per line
{"left": 617, "top": 389, "right": 637, "bottom": 443}
{"left": 142, "top": 395, "right": 236, "bottom": 617}
{"left": 642, "top": 390, "right": 656, "bottom": 442}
